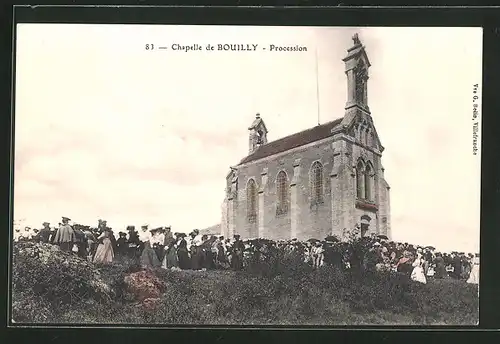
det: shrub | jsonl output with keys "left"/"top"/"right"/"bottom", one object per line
{"left": 11, "top": 242, "right": 116, "bottom": 322}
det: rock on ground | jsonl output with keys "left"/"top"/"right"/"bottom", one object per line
{"left": 123, "top": 270, "right": 168, "bottom": 302}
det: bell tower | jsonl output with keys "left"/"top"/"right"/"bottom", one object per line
{"left": 342, "top": 33, "right": 371, "bottom": 115}
{"left": 248, "top": 113, "right": 268, "bottom": 154}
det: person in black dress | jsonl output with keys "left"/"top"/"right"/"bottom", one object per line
{"left": 176, "top": 233, "right": 190, "bottom": 270}
{"left": 126, "top": 226, "right": 141, "bottom": 258}
{"left": 116, "top": 232, "right": 128, "bottom": 256}
{"left": 231, "top": 234, "right": 245, "bottom": 271}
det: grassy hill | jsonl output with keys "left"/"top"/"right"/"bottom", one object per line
{"left": 11, "top": 242, "right": 479, "bottom": 325}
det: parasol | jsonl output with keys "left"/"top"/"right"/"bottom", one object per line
{"left": 324, "top": 235, "right": 339, "bottom": 243}
{"left": 377, "top": 235, "right": 389, "bottom": 240}
{"left": 424, "top": 246, "right": 435, "bottom": 250}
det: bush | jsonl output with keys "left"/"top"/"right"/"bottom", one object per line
{"left": 11, "top": 242, "right": 117, "bottom": 322}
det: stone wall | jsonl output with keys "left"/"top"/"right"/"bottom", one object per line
{"left": 223, "top": 134, "right": 391, "bottom": 241}
{"left": 231, "top": 138, "right": 336, "bottom": 240}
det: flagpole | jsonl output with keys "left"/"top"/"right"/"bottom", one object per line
{"left": 315, "top": 45, "right": 320, "bottom": 126}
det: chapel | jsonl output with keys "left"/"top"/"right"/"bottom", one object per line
{"left": 221, "top": 34, "right": 391, "bottom": 241}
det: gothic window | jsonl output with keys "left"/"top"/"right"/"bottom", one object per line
{"left": 356, "top": 160, "right": 365, "bottom": 199}
{"left": 246, "top": 179, "right": 257, "bottom": 223}
{"left": 365, "top": 163, "right": 373, "bottom": 201}
{"left": 310, "top": 161, "right": 324, "bottom": 205}
{"left": 276, "top": 171, "right": 289, "bottom": 216}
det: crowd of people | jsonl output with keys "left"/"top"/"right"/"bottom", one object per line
{"left": 13, "top": 217, "right": 479, "bottom": 285}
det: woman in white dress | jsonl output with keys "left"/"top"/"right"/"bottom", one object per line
{"left": 411, "top": 250, "right": 427, "bottom": 284}
{"left": 467, "top": 254, "right": 480, "bottom": 284}
{"left": 93, "top": 228, "right": 114, "bottom": 264}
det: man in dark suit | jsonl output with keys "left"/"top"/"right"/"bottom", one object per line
{"left": 451, "top": 252, "right": 462, "bottom": 279}
{"left": 38, "top": 222, "right": 52, "bottom": 243}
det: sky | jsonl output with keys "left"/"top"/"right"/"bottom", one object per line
{"left": 13, "top": 25, "right": 482, "bottom": 253}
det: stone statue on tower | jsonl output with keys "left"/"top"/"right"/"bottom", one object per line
{"left": 352, "top": 33, "right": 361, "bottom": 45}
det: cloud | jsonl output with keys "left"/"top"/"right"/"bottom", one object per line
{"left": 13, "top": 25, "right": 481, "bottom": 252}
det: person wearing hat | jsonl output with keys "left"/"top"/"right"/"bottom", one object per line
{"left": 202, "top": 235, "right": 219, "bottom": 270}
{"left": 214, "top": 235, "right": 229, "bottom": 269}
{"left": 140, "top": 227, "right": 161, "bottom": 269}
{"left": 31, "top": 228, "right": 40, "bottom": 242}
{"left": 410, "top": 249, "right": 427, "bottom": 284}
{"left": 311, "top": 241, "right": 325, "bottom": 269}
{"left": 116, "top": 232, "right": 128, "bottom": 256}
{"left": 162, "top": 226, "right": 173, "bottom": 250}
{"left": 433, "top": 252, "right": 446, "bottom": 279}
{"left": 13, "top": 227, "right": 22, "bottom": 242}
{"left": 230, "top": 234, "right": 245, "bottom": 271}
{"left": 93, "top": 225, "right": 115, "bottom": 265}
{"left": 188, "top": 229, "right": 203, "bottom": 270}
{"left": 151, "top": 227, "right": 166, "bottom": 262}
{"left": 53, "top": 217, "right": 76, "bottom": 252}
{"left": 162, "top": 228, "right": 179, "bottom": 270}
{"left": 38, "top": 222, "right": 52, "bottom": 244}
{"left": 363, "top": 242, "right": 382, "bottom": 273}
{"left": 186, "top": 230, "right": 194, "bottom": 255}
{"left": 72, "top": 224, "right": 88, "bottom": 258}
{"left": 451, "top": 251, "right": 462, "bottom": 280}
{"left": 19, "top": 226, "right": 32, "bottom": 241}
{"left": 126, "top": 225, "right": 141, "bottom": 258}
{"left": 83, "top": 227, "right": 97, "bottom": 261}
{"left": 210, "top": 235, "right": 222, "bottom": 268}
{"left": 138, "top": 224, "right": 150, "bottom": 255}
{"left": 138, "top": 224, "right": 149, "bottom": 242}
{"left": 303, "top": 241, "right": 313, "bottom": 265}
{"left": 98, "top": 219, "right": 117, "bottom": 252}
{"left": 460, "top": 253, "right": 472, "bottom": 280}
{"left": 175, "top": 233, "right": 190, "bottom": 270}
{"left": 466, "top": 252, "right": 479, "bottom": 284}
{"left": 198, "top": 234, "right": 212, "bottom": 270}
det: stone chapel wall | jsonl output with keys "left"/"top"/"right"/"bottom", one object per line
{"left": 233, "top": 138, "right": 336, "bottom": 240}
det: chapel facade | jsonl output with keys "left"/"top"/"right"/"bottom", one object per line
{"left": 221, "top": 34, "right": 391, "bottom": 241}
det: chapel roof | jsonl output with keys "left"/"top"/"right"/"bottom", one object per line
{"left": 238, "top": 117, "right": 343, "bottom": 165}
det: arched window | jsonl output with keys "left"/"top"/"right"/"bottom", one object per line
{"left": 365, "top": 163, "right": 373, "bottom": 201}
{"left": 356, "top": 160, "right": 365, "bottom": 199}
{"left": 276, "top": 171, "right": 289, "bottom": 216}
{"left": 246, "top": 179, "right": 257, "bottom": 223}
{"left": 310, "top": 161, "right": 324, "bottom": 205}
